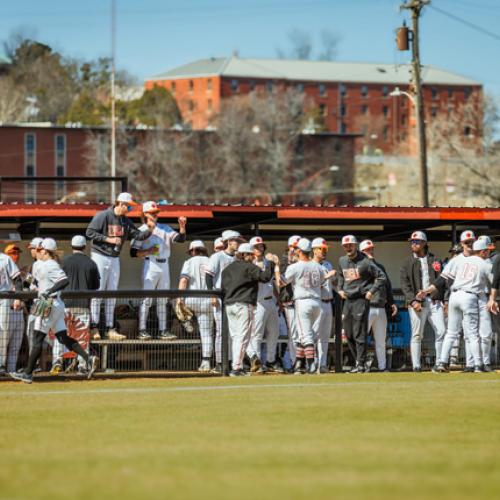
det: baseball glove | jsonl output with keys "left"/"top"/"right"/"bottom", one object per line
{"left": 175, "top": 300, "right": 195, "bottom": 333}
{"left": 31, "top": 298, "right": 53, "bottom": 318}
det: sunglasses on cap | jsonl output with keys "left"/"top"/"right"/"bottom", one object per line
{"left": 410, "top": 239, "right": 424, "bottom": 245}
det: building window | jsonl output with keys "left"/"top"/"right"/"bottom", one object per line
{"left": 431, "top": 106, "right": 438, "bottom": 118}
{"left": 340, "top": 122, "right": 347, "bottom": 134}
{"left": 297, "top": 83, "right": 304, "bottom": 93}
{"left": 24, "top": 133, "right": 36, "bottom": 202}
{"left": 207, "top": 99, "right": 212, "bottom": 112}
{"left": 464, "top": 125, "right": 472, "bottom": 137}
{"left": 189, "top": 80, "right": 194, "bottom": 93}
{"left": 448, "top": 88, "right": 453, "bottom": 99}
{"left": 382, "top": 85, "right": 389, "bottom": 97}
{"left": 207, "top": 79, "right": 212, "bottom": 91}
{"left": 319, "top": 84, "right": 326, "bottom": 97}
{"left": 266, "top": 81, "right": 273, "bottom": 92}
{"left": 340, "top": 104, "right": 347, "bottom": 117}
{"left": 383, "top": 106, "right": 389, "bottom": 117}
{"left": 383, "top": 125, "right": 389, "bottom": 141}
{"left": 361, "top": 104, "right": 368, "bottom": 115}
{"left": 401, "top": 114, "right": 407, "bottom": 126}
{"left": 339, "top": 83, "right": 347, "bottom": 97}
{"left": 464, "top": 87, "right": 471, "bottom": 100}
{"left": 171, "top": 81, "right": 176, "bottom": 94}
{"left": 249, "top": 80, "right": 256, "bottom": 91}
{"left": 361, "top": 85, "right": 368, "bottom": 98}
{"left": 231, "top": 79, "right": 239, "bottom": 93}
{"left": 189, "top": 100, "right": 194, "bottom": 112}
{"left": 319, "top": 104, "right": 326, "bottom": 116}
{"left": 431, "top": 87, "right": 438, "bottom": 100}
{"left": 55, "top": 134, "right": 66, "bottom": 200}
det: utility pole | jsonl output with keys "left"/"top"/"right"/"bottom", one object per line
{"left": 399, "top": 0, "right": 430, "bottom": 207}
{"left": 110, "top": 0, "right": 117, "bottom": 201}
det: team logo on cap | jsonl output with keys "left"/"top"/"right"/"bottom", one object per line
{"left": 342, "top": 235, "right": 357, "bottom": 245}
{"left": 460, "top": 230, "right": 476, "bottom": 242}
{"left": 250, "top": 236, "right": 264, "bottom": 245}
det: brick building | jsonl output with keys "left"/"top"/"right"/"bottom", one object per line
{"left": 146, "top": 57, "right": 482, "bottom": 155}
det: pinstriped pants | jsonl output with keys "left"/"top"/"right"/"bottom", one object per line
{"left": 226, "top": 302, "right": 255, "bottom": 371}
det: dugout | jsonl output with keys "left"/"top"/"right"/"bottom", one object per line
{"left": 1, "top": 202, "right": 499, "bottom": 372}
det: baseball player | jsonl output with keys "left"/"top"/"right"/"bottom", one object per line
{"left": 178, "top": 240, "right": 213, "bottom": 372}
{"left": 86, "top": 192, "right": 154, "bottom": 340}
{"left": 205, "top": 230, "right": 244, "bottom": 373}
{"left": 420, "top": 239, "right": 492, "bottom": 372}
{"left": 10, "top": 238, "right": 98, "bottom": 383}
{"left": 24, "top": 237, "right": 43, "bottom": 351}
{"left": 400, "top": 231, "right": 446, "bottom": 371}
{"left": 279, "top": 235, "right": 301, "bottom": 367}
{"left": 359, "top": 240, "right": 397, "bottom": 372}
{"left": 311, "top": 237, "right": 335, "bottom": 373}
{"left": 282, "top": 238, "right": 336, "bottom": 375}
{"left": 246, "top": 236, "right": 282, "bottom": 373}
{"left": 0, "top": 245, "right": 23, "bottom": 375}
{"left": 221, "top": 243, "right": 278, "bottom": 376}
{"left": 338, "top": 235, "right": 386, "bottom": 373}
{"left": 213, "top": 237, "right": 224, "bottom": 253}
{"left": 131, "top": 201, "right": 187, "bottom": 340}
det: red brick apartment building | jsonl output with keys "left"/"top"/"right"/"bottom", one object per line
{"left": 145, "top": 57, "right": 482, "bottom": 155}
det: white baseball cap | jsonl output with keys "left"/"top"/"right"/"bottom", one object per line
{"left": 460, "top": 230, "right": 476, "bottom": 242}
{"left": 71, "top": 235, "right": 86, "bottom": 248}
{"left": 28, "top": 237, "right": 43, "bottom": 249}
{"left": 142, "top": 201, "right": 161, "bottom": 214}
{"left": 214, "top": 237, "right": 224, "bottom": 249}
{"left": 116, "top": 192, "right": 137, "bottom": 205}
{"left": 188, "top": 240, "right": 205, "bottom": 251}
{"left": 311, "top": 237, "right": 328, "bottom": 249}
{"left": 237, "top": 243, "right": 254, "bottom": 254}
{"left": 249, "top": 236, "right": 265, "bottom": 246}
{"left": 473, "top": 239, "right": 489, "bottom": 251}
{"left": 359, "top": 239, "right": 374, "bottom": 252}
{"left": 342, "top": 235, "right": 358, "bottom": 245}
{"left": 297, "top": 237, "right": 312, "bottom": 252}
{"left": 409, "top": 231, "right": 427, "bottom": 242}
{"left": 41, "top": 238, "right": 57, "bottom": 252}
{"left": 478, "top": 235, "right": 492, "bottom": 245}
{"left": 287, "top": 235, "right": 301, "bottom": 248}
{"left": 222, "top": 230, "right": 243, "bottom": 242}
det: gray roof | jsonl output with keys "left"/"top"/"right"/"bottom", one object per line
{"left": 148, "top": 57, "right": 480, "bottom": 86}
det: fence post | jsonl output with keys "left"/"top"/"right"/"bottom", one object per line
{"left": 221, "top": 295, "right": 229, "bottom": 376}
{"left": 333, "top": 291, "right": 343, "bottom": 373}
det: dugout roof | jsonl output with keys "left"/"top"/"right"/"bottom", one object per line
{"left": 1, "top": 203, "right": 500, "bottom": 243}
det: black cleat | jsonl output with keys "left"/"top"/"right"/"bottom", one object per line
{"left": 413, "top": 367, "right": 422, "bottom": 373}
{"left": 434, "top": 363, "right": 449, "bottom": 373}
{"left": 265, "top": 360, "right": 285, "bottom": 373}
{"left": 9, "top": 371, "right": 33, "bottom": 384}
{"left": 483, "top": 364, "right": 493, "bottom": 373}
{"left": 473, "top": 365, "right": 484, "bottom": 373}
{"left": 159, "top": 330, "right": 177, "bottom": 341}
{"left": 229, "top": 369, "right": 247, "bottom": 377}
{"left": 138, "top": 330, "right": 152, "bottom": 340}
{"left": 462, "top": 366, "right": 474, "bottom": 373}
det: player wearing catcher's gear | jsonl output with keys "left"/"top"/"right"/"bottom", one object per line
{"left": 311, "top": 238, "right": 335, "bottom": 373}
{"left": 246, "top": 236, "right": 282, "bottom": 373}
{"left": 359, "top": 240, "right": 397, "bottom": 372}
{"left": 178, "top": 240, "right": 213, "bottom": 372}
{"left": 0, "top": 246, "right": 23, "bottom": 375}
{"left": 9, "top": 238, "right": 98, "bottom": 383}
{"left": 205, "top": 230, "right": 244, "bottom": 373}
{"left": 279, "top": 235, "right": 301, "bottom": 366}
{"left": 131, "top": 201, "right": 187, "bottom": 340}
{"left": 400, "top": 231, "right": 446, "bottom": 372}
{"left": 282, "top": 238, "right": 336, "bottom": 375}
{"left": 421, "top": 239, "right": 492, "bottom": 373}
{"left": 338, "top": 235, "right": 386, "bottom": 373}
{"left": 87, "top": 192, "right": 154, "bottom": 340}
{"left": 50, "top": 235, "right": 101, "bottom": 375}
{"left": 221, "top": 243, "right": 278, "bottom": 376}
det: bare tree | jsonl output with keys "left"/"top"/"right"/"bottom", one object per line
{"left": 0, "top": 76, "right": 27, "bottom": 122}
{"left": 277, "top": 28, "right": 340, "bottom": 61}
{"left": 318, "top": 29, "right": 340, "bottom": 61}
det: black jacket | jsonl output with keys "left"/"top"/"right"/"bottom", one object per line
{"left": 337, "top": 251, "right": 386, "bottom": 299}
{"left": 86, "top": 207, "right": 150, "bottom": 257}
{"left": 221, "top": 260, "right": 274, "bottom": 306}
{"left": 278, "top": 252, "right": 295, "bottom": 304}
{"left": 369, "top": 259, "right": 394, "bottom": 308}
{"left": 400, "top": 252, "right": 444, "bottom": 304}
{"left": 62, "top": 253, "right": 101, "bottom": 308}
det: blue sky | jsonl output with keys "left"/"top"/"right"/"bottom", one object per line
{"left": 1, "top": 0, "right": 499, "bottom": 98}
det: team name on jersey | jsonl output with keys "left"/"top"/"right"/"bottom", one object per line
{"left": 108, "top": 225, "right": 124, "bottom": 237}
{"left": 343, "top": 267, "right": 361, "bottom": 282}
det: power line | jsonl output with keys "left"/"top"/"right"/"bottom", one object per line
{"left": 429, "top": 4, "right": 500, "bottom": 43}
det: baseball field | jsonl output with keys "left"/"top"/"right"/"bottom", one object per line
{"left": 1, "top": 373, "right": 499, "bottom": 500}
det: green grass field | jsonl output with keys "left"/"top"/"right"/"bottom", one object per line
{"left": 1, "top": 373, "right": 499, "bottom": 500}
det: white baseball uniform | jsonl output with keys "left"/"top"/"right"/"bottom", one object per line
{"left": 247, "top": 258, "right": 280, "bottom": 364}
{"left": 206, "top": 251, "right": 234, "bottom": 363}
{"left": 409, "top": 256, "right": 446, "bottom": 369}
{"left": 180, "top": 255, "right": 214, "bottom": 359}
{"left": 132, "top": 223, "right": 178, "bottom": 331}
{"left": 0, "top": 254, "right": 21, "bottom": 371}
{"left": 439, "top": 255, "right": 492, "bottom": 366}
{"left": 284, "top": 261, "right": 325, "bottom": 348}
{"left": 317, "top": 260, "right": 334, "bottom": 368}
{"left": 32, "top": 259, "right": 67, "bottom": 335}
